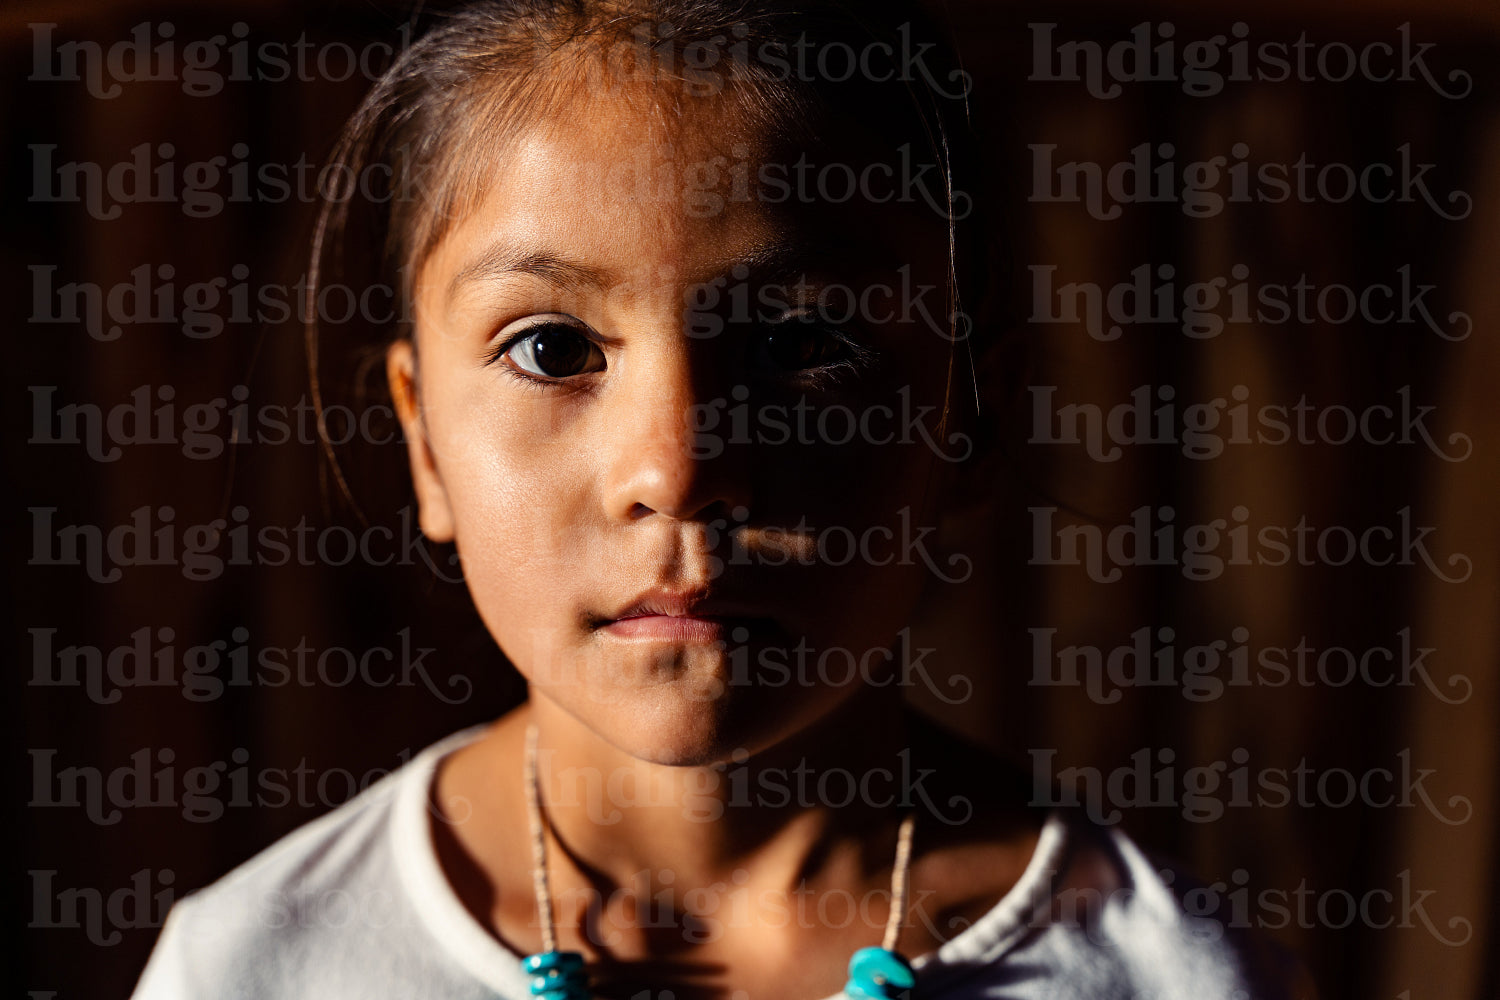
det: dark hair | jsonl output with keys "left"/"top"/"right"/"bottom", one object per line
{"left": 306, "top": 0, "right": 995, "bottom": 506}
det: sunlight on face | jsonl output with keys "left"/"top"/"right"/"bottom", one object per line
{"left": 394, "top": 83, "right": 956, "bottom": 765}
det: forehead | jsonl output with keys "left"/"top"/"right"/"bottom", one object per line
{"left": 417, "top": 81, "right": 938, "bottom": 302}
{"left": 427, "top": 86, "right": 771, "bottom": 290}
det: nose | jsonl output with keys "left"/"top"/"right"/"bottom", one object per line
{"left": 600, "top": 340, "right": 751, "bottom": 523}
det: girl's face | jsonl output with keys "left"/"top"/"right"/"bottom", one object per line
{"left": 391, "top": 83, "right": 958, "bottom": 765}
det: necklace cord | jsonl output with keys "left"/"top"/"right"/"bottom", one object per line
{"left": 884, "top": 811, "right": 917, "bottom": 953}
{"left": 523, "top": 724, "right": 558, "bottom": 954}
{"left": 525, "top": 724, "right": 918, "bottom": 962}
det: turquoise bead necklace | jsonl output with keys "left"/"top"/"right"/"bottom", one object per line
{"left": 521, "top": 725, "right": 919, "bottom": 999}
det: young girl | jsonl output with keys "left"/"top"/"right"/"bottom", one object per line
{"left": 132, "top": 2, "right": 1306, "bottom": 997}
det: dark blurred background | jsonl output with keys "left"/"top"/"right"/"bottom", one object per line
{"left": 6, "top": 1, "right": 1497, "bottom": 998}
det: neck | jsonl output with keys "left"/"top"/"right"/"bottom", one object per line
{"left": 527, "top": 687, "right": 915, "bottom": 898}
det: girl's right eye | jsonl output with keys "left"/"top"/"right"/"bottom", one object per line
{"left": 488, "top": 318, "right": 605, "bottom": 381}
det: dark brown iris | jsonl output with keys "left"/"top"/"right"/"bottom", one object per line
{"left": 529, "top": 325, "right": 596, "bottom": 377}
{"left": 762, "top": 320, "right": 844, "bottom": 371}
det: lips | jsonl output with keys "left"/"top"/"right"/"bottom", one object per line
{"left": 602, "top": 615, "right": 730, "bottom": 642}
{"left": 597, "top": 589, "right": 771, "bottom": 643}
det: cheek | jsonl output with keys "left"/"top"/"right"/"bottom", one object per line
{"left": 760, "top": 378, "right": 953, "bottom": 638}
{"left": 425, "top": 388, "right": 598, "bottom": 662}
{"left": 769, "top": 371, "right": 948, "bottom": 517}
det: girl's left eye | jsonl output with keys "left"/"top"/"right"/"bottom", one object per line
{"left": 750, "top": 316, "right": 856, "bottom": 373}
{"left": 492, "top": 319, "right": 605, "bottom": 380}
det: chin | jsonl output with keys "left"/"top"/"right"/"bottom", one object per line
{"left": 609, "top": 680, "right": 853, "bottom": 771}
{"left": 597, "top": 680, "right": 755, "bottom": 768}
{"left": 535, "top": 635, "right": 861, "bottom": 766}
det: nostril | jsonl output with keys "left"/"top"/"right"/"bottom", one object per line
{"left": 627, "top": 502, "right": 655, "bottom": 520}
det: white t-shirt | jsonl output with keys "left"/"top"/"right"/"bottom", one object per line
{"left": 130, "top": 728, "right": 1306, "bottom": 999}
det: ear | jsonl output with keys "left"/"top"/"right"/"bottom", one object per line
{"left": 387, "top": 339, "right": 456, "bottom": 543}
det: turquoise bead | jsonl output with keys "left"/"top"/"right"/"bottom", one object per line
{"left": 845, "top": 946, "right": 915, "bottom": 998}
{"left": 522, "top": 951, "right": 589, "bottom": 998}
{"left": 522, "top": 951, "right": 584, "bottom": 974}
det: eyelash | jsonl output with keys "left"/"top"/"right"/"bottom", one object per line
{"left": 502, "top": 366, "right": 563, "bottom": 391}
{"left": 482, "top": 315, "right": 878, "bottom": 389}
{"left": 772, "top": 322, "right": 879, "bottom": 389}
{"left": 482, "top": 321, "right": 600, "bottom": 391}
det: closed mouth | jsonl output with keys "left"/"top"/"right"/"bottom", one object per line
{"left": 592, "top": 589, "right": 777, "bottom": 642}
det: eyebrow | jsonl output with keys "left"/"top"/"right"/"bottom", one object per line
{"left": 444, "top": 235, "right": 834, "bottom": 302}
{"left": 446, "top": 242, "right": 617, "bottom": 300}
{"left": 727, "top": 239, "right": 824, "bottom": 281}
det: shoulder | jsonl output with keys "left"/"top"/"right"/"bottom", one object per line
{"left": 931, "top": 810, "right": 1317, "bottom": 1000}
{"left": 897, "top": 713, "right": 1314, "bottom": 999}
{"left": 130, "top": 728, "right": 484, "bottom": 1000}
